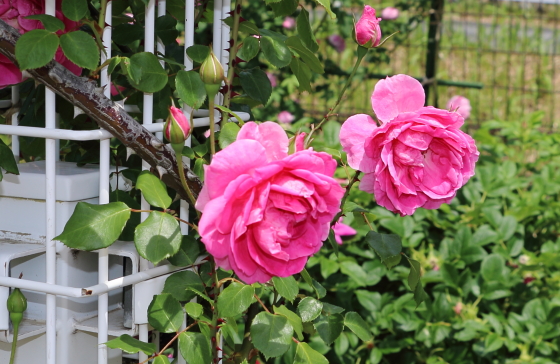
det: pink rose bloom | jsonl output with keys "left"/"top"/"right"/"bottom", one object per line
{"left": 447, "top": 95, "right": 472, "bottom": 120}
{"left": 332, "top": 218, "right": 356, "bottom": 244}
{"left": 282, "top": 16, "right": 295, "bottom": 30}
{"left": 381, "top": 7, "right": 399, "bottom": 20}
{"left": 0, "top": 0, "right": 81, "bottom": 89}
{"left": 340, "top": 74, "right": 479, "bottom": 216}
{"left": 278, "top": 110, "right": 295, "bottom": 124}
{"left": 196, "top": 122, "right": 345, "bottom": 283}
{"left": 266, "top": 72, "right": 277, "bottom": 87}
{"left": 355, "top": 5, "right": 382, "bottom": 48}
{"left": 328, "top": 34, "right": 346, "bottom": 53}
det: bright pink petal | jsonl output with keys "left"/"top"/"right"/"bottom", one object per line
{"left": 371, "top": 74, "right": 425, "bottom": 123}
{"left": 340, "top": 114, "right": 377, "bottom": 171}
{"left": 237, "top": 121, "right": 289, "bottom": 161}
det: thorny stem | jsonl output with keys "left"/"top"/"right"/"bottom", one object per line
{"left": 330, "top": 171, "right": 361, "bottom": 227}
{"left": 139, "top": 321, "right": 198, "bottom": 364}
{"left": 217, "top": 277, "right": 244, "bottom": 289}
{"left": 98, "top": 0, "right": 108, "bottom": 30}
{"left": 222, "top": 0, "right": 242, "bottom": 125}
{"left": 173, "top": 148, "right": 200, "bottom": 214}
{"left": 305, "top": 46, "right": 369, "bottom": 148}
{"left": 254, "top": 294, "right": 270, "bottom": 313}
{"left": 209, "top": 98, "right": 216, "bottom": 156}
{"left": 210, "top": 258, "right": 221, "bottom": 363}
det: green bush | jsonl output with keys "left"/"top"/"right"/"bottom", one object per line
{"left": 290, "top": 111, "right": 560, "bottom": 364}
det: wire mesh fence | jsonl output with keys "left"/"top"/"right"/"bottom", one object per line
{"left": 304, "top": 0, "right": 560, "bottom": 130}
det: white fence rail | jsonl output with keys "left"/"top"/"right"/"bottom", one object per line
{"left": 0, "top": 0, "right": 239, "bottom": 363}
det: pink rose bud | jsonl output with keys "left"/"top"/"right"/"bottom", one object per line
{"left": 278, "top": 111, "right": 295, "bottom": 124}
{"left": 266, "top": 72, "right": 277, "bottom": 87}
{"left": 447, "top": 95, "right": 472, "bottom": 120}
{"left": 453, "top": 302, "right": 463, "bottom": 315}
{"left": 282, "top": 17, "right": 296, "bottom": 30}
{"left": 328, "top": 35, "right": 346, "bottom": 53}
{"left": 381, "top": 7, "right": 400, "bottom": 20}
{"left": 332, "top": 218, "right": 357, "bottom": 244}
{"left": 355, "top": 6, "right": 382, "bottom": 48}
{"left": 164, "top": 106, "right": 191, "bottom": 145}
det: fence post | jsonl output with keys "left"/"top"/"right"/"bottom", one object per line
{"left": 424, "top": 0, "right": 445, "bottom": 107}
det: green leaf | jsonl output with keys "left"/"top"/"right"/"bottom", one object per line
{"left": 134, "top": 211, "right": 182, "bottom": 264}
{"left": 193, "top": 158, "right": 207, "bottom": 182}
{"left": 60, "top": 31, "right": 100, "bottom": 71}
{"left": 285, "top": 36, "right": 324, "bottom": 74}
{"left": 168, "top": 235, "right": 200, "bottom": 267}
{"left": 323, "top": 120, "right": 341, "bottom": 147}
{"left": 365, "top": 231, "right": 402, "bottom": 269}
{"left": 238, "top": 36, "right": 260, "bottom": 62}
{"left": 296, "top": 9, "right": 319, "bottom": 53}
{"left": 274, "top": 305, "right": 303, "bottom": 340}
{"left": 155, "top": 15, "right": 179, "bottom": 46}
{"left": 24, "top": 15, "right": 64, "bottom": 33}
{"left": 289, "top": 58, "right": 312, "bottom": 93}
{"left": 239, "top": 68, "right": 272, "bottom": 105}
{"left": 261, "top": 36, "right": 292, "bottom": 68}
{"left": 127, "top": 52, "right": 168, "bottom": 93}
{"left": 15, "top": 29, "right": 59, "bottom": 70}
{"left": 176, "top": 70, "right": 207, "bottom": 109}
{"left": 55, "top": 202, "right": 130, "bottom": 250}
{"left": 163, "top": 270, "right": 204, "bottom": 302}
{"left": 268, "top": 0, "right": 298, "bottom": 17}
{"left": 293, "top": 342, "right": 329, "bottom": 364}
{"left": 238, "top": 21, "right": 260, "bottom": 35}
{"left": 61, "top": 0, "right": 89, "bottom": 21}
{"left": 327, "top": 229, "right": 339, "bottom": 256}
{"left": 298, "top": 297, "right": 323, "bottom": 322}
{"left": 179, "top": 332, "right": 212, "bottom": 364}
{"left": 481, "top": 254, "right": 506, "bottom": 282}
{"left": 314, "top": 314, "right": 343, "bottom": 345}
{"left": 147, "top": 293, "right": 184, "bottom": 333}
{"left": 107, "top": 57, "right": 122, "bottom": 75}
{"left": 344, "top": 312, "right": 372, "bottom": 341}
{"left": 250, "top": 312, "right": 293, "bottom": 358}
{"left": 105, "top": 334, "right": 156, "bottom": 355}
{"left": 217, "top": 282, "right": 255, "bottom": 317}
{"left": 404, "top": 256, "right": 428, "bottom": 306}
{"left": 272, "top": 276, "right": 299, "bottom": 303}
{"left": 0, "top": 139, "right": 19, "bottom": 178}
{"left": 218, "top": 122, "right": 241, "bottom": 149}
{"left": 153, "top": 355, "right": 171, "bottom": 364}
{"left": 136, "top": 171, "right": 172, "bottom": 209}
{"left": 186, "top": 45, "right": 210, "bottom": 63}
{"left": 484, "top": 333, "right": 504, "bottom": 353}
{"left": 112, "top": 24, "right": 145, "bottom": 45}
{"left": 185, "top": 302, "right": 203, "bottom": 319}
{"left": 312, "top": 0, "right": 335, "bottom": 19}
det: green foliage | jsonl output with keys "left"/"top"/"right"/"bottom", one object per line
{"left": 134, "top": 211, "right": 182, "bottom": 264}
{"left": 24, "top": 15, "right": 64, "bottom": 33}
{"left": 127, "top": 52, "right": 168, "bottom": 93}
{"left": 250, "top": 311, "right": 294, "bottom": 358}
{"left": 239, "top": 68, "right": 272, "bottom": 105}
{"left": 60, "top": 31, "right": 99, "bottom": 70}
{"left": 178, "top": 332, "right": 212, "bottom": 364}
{"left": 147, "top": 293, "right": 183, "bottom": 333}
{"left": 15, "top": 29, "right": 59, "bottom": 70}
{"left": 55, "top": 202, "right": 130, "bottom": 250}
{"left": 135, "top": 171, "right": 172, "bottom": 209}
{"left": 61, "top": 0, "right": 88, "bottom": 21}
{"left": 105, "top": 334, "right": 156, "bottom": 355}
{"left": 217, "top": 282, "right": 255, "bottom": 317}
{"left": 0, "top": 139, "right": 19, "bottom": 181}
{"left": 175, "top": 70, "right": 206, "bottom": 109}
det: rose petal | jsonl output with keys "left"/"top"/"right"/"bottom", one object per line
{"left": 371, "top": 74, "right": 425, "bottom": 123}
{"left": 340, "top": 114, "right": 378, "bottom": 171}
{"left": 237, "top": 121, "right": 289, "bottom": 161}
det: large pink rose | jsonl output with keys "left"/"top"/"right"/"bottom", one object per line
{"left": 340, "top": 74, "right": 479, "bottom": 216}
{"left": 0, "top": 0, "right": 81, "bottom": 89}
{"left": 196, "top": 122, "right": 345, "bottom": 284}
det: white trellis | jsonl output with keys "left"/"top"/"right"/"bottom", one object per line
{"left": 0, "top": 0, "right": 244, "bottom": 363}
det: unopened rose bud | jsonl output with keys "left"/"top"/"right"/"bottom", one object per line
{"left": 200, "top": 48, "right": 224, "bottom": 98}
{"left": 164, "top": 106, "right": 191, "bottom": 145}
{"left": 7, "top": 288, "right": 27, "bottom": 327}
{"left": 453, "top": 302, "right": 463, "bottom": 315}
{"left": 355, "top": 6, "right": 382, "bottom": 48}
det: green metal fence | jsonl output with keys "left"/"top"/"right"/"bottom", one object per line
{"left": 305, "top": 0, "right": 560, "bottom": 129}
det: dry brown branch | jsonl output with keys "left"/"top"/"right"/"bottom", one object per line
{"left": 0, "top": 19, "right": 202, "bottom": 200}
